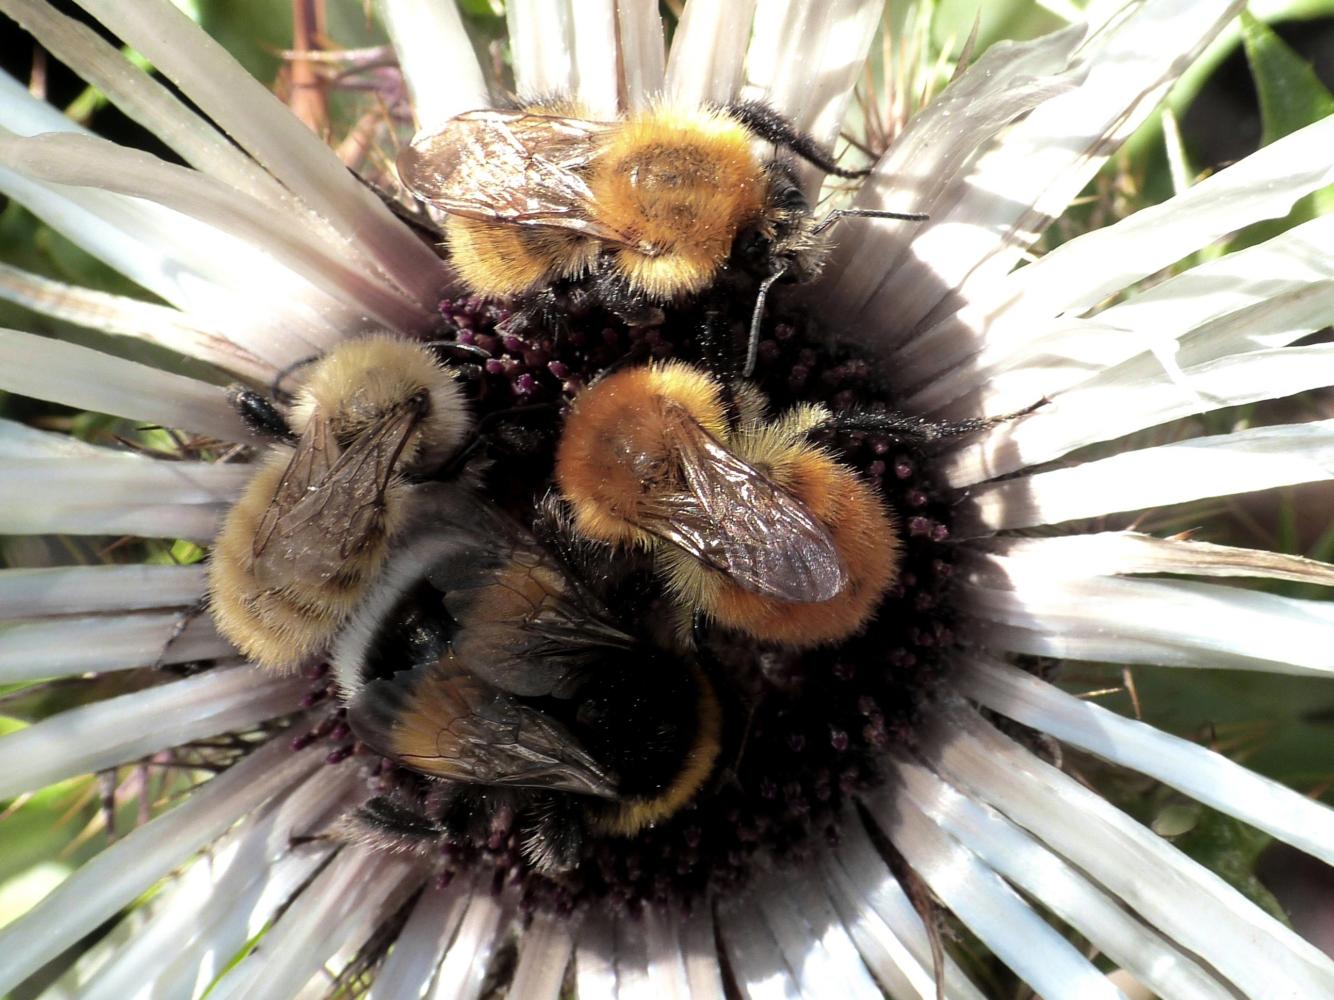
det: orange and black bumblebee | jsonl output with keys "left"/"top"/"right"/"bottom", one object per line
{"left": 332, "top": 491, "right": 721, "bottom": 873}
{"left": 555, "top": 361, "right": 900, "bottom": 650}
{"left": 397, "top": 101, "right": 923, "bottom": 365}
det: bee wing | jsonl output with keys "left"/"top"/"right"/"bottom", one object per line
{"left": 252, "top": 397, "right": 425, "bottom": 586}
{"left": 426, "top": 522, "right": 634, "bottom": 699}
{"left": 637, "top": 408, "right": 849, "bottom": 603}
{"left": 397, "top": 109, "right": 643, "bottom": 247}
{"left": 347, "top": 658, "right": 619, "bottom": 798}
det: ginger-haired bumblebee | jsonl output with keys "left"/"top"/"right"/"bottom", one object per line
{"left": 554, "top": 361, "right": 900, "bottom": 649}
{"left": 208, "top": 335, "right": 470, "bottom": 672}
{"left": 332, "top": 491, "right": 721, "bottom": 873}
{"left": 397, "top": 101, "right": 923, "bottom": 365}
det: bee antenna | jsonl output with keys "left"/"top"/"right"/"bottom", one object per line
{"left": 269, "top": 353, "right": 320, "bottom": 401}
{"left": 723, "top": 99, "right": 867, "bottom": 179}
{"left": 812, "top": 207, "right": 929, "bottom": 237}
{"left": 743, "top": 265, "right": 789, "bottom": 379}
{"left": 421, "top": 338, "right": 492, "bottom": 362}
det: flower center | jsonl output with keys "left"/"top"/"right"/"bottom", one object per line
{"left": 305, "top": 293, "right": 960, "bottom": 914}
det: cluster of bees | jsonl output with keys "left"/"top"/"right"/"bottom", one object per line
{"left": 208, "top": 102, "right": 942, "bottom": 876}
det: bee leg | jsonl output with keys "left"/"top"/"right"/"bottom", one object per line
{"left": 434, "top": 401, "right": 556, "bottom": 479}
{"left": 589, "top": 267, "right": 666, "bottom": 328}
{"left": 820, "top": 397, "right": 1049, "bottom": 445}
{"left": 227, "top": 385, "right": 294, "bottom": 440}
{"left": 520, "top": 793, "right": 586, "bottom": 874}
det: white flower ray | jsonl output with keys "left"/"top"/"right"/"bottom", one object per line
{"left": 664, "top": 0, "right": 757, "bottom": 107}
{"left": 0, "top": 665, "right": 305, "bottom": 801}
{"left": 0, "top": 330, "right": 256, "bottom": 444}
{"left": 0, "top": 737, "right": 322, "bottom": 998}
{"left": 0, "top": 612, "right": 232, "bottom": 683}
{"left": 0, "top": 564, "right": 207, "bottom": 619}
{"left": 505, "top": 910, "right": 575, "bottom": 1000}
{"left": 367, "top": 879, "right": 472, "bottom": 1000}
{"left": 878, "top": 757, "right": 1235, "bottom": 1000}
{"left": 922, "top": 703, "right": 1334, "bottom": 997}
{"left": 0, "top": 131, "right": 436, "bottom": 335}
{"left": 0, "top": 263, "right": 273, "bottom": 383}
{"left": 680, "top": 907, "right": 727, "bottom": 1000}
{"left": 961, "top": 419, "right": 1334, "bottom": 533}
{"left": 760, "top": 875, "right": 884, "bottom": 1000}
{"left": 964, "top": 572, "right": 1334, "bottom": 675}
{"left": 378, "top": 0, "right": 488, "bottom": 133}
{"left": 879, "top": 787, "right": 1126, "bottom": 999}
{"left": 957, "top": 654, "right": 1334, "bottom": 867}
{"left": 717, "top": 901, "right": 801, "bottom": 1000}
{"left": 207, "top": 847, "right": 422, "bottom": 1000}
{"left": 945, "top": 341, "right": 1334, "bottom": 487}
{"left": 69, "top": 0, "right": 453, "bottom": 309}
{"left": 428, "top": 890, "right": 509, "bottom": 1000}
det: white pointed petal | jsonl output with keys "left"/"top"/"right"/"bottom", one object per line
{"left": 817, "top": 847, "right": 979, "bottom": 1000}
{"left": 958, "top": 654, "right": 1334, "bottom": 868}
{"left": 0, "top": 72, "right": 348, "bottom": 355}
{"left": 924, "top": 705, "right": 1334, "bottom": 997}
{"left": 760, "top": 876, "right": 883, "bottom": 1000}
{"left": 970, "top": 532, "right": 1334, "bottom": 587}
{"left": 70, "top": 0, "right": 453, "bottom": 309}
{"left": 619, "top": 0, "right": 666, "bottom": 109}
{"left": 879, "top": 758, "right": 1234, "bottom": 1000}
{"left": 0, "top": 666, "right": 304, "bottom": 800}
{"left": 828, "top": 822, "right": 987, "bottom": 1000}
{"left": 507, "top": 1, "right": 575, "bottom": 104}
{"left": 681, "top": 905, "right": 726, "bottom": 1000}
{"left": 880, "top": 791, "right": 1125, "bottom": 1000}
{"left": 664, "top": 0, "right": 757, "bottom": 106}
{"left": 951, "top": 111, "right": 1334, "bottom": 373}
{"left": 0, "top": 564, "right": 207, "bottom": 619}
{"left": 0, "top": 418, "right": 105, "bottom": 458}
{"left": 380, "top": 0, "right": 488, "bottom": 132}
{"left": 717, "top": 901, "right": 801, "bottom": 1000}
{"left": 739, "top": 0, "right": 883, "bottom": 188}
{"left": 76, "top": 767, "right": 357, "bottom": 1000}
{"left": 569, "top": 0, "right": 622, "bottom": 118}
{"left": 966, "top": 572, "right": 1334, "bottom": 675}
{"left": 916, "top": 0, "right": 1242, "bottom": 326}
{"left": 429, "top": 890, "right": 509, "bottom": 1000}
{"left": 0, "top": 330, "right": 255, "bottom": 443}
{"left": 854, "top": 0, "right": 1243, "bottom": 358}
{"left": 914, "top": 209, "right": 1334, "bottom": 418}
{"left": 0, "top": 131, "right": 434, "bottom": 334}
{"left": 633, "top": 908, "right": 691, "bottom": 999}
{"left": 0, "top": 455, "right": 247, "bottom": 541}
{"left": 0, "top": 737, "right": 321, "bottom": 998}
{"left": 820, "top": 25, "right": 1086, "bottom": 331}
{"left": 945, "top": 342, "right": 1334, "bottom": 486}
{"left": 0, "top": 264, "right": 273, "bottom": 383}
{"left": 611, "top": 914, "right": 651, "bottom": 998}
{"left": 0, "top": 0, "right": 287, "bottom": 209}
{"left": 575, "top": 911, "right": 620, "bottom": 998}
{"left": 370, "top": 882, "right": 472, "bottom": 1000}
{"left": 209, "top": 848, "right": 421, "bottom": 1000}
{"left": 0, "top": 613, "right": 231, "bottom": 682}
{"left": 963, "top": 420, "right": 1334, "bottom": 533}
{"left": 505, "top": 910, "right": 574, "bottom": 1000}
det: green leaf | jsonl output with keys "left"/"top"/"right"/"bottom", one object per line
{"left": 1240, "top": 10, "right": 1334, "bottom": 147}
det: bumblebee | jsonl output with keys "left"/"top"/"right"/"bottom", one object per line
{"left": 332, "top": 491, "right": 721, "bottom": 873}
{"left": 397, "top": 101, "right": 923, "bottom": 363}
{"left": 208, "top": 335, "right": 470, "bottom": 672}
{"left": 554, "top": 361, "right": 900, "bottom": 649}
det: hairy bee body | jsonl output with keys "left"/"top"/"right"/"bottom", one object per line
{"left": 397, "top": 103, "right": 842, "bottom": 312}
{"left": 333, "top": 494, "right": 721, "bottom": 873}
{"left": 555, "top": 362, "right": 899, "bottom": 649}
{"left": 208, "top": 336, "right": 469, "bottom": 672}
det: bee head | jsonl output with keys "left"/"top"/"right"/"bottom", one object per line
{"left": 288, "top": 334, "right": 471, "bottom": 473}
